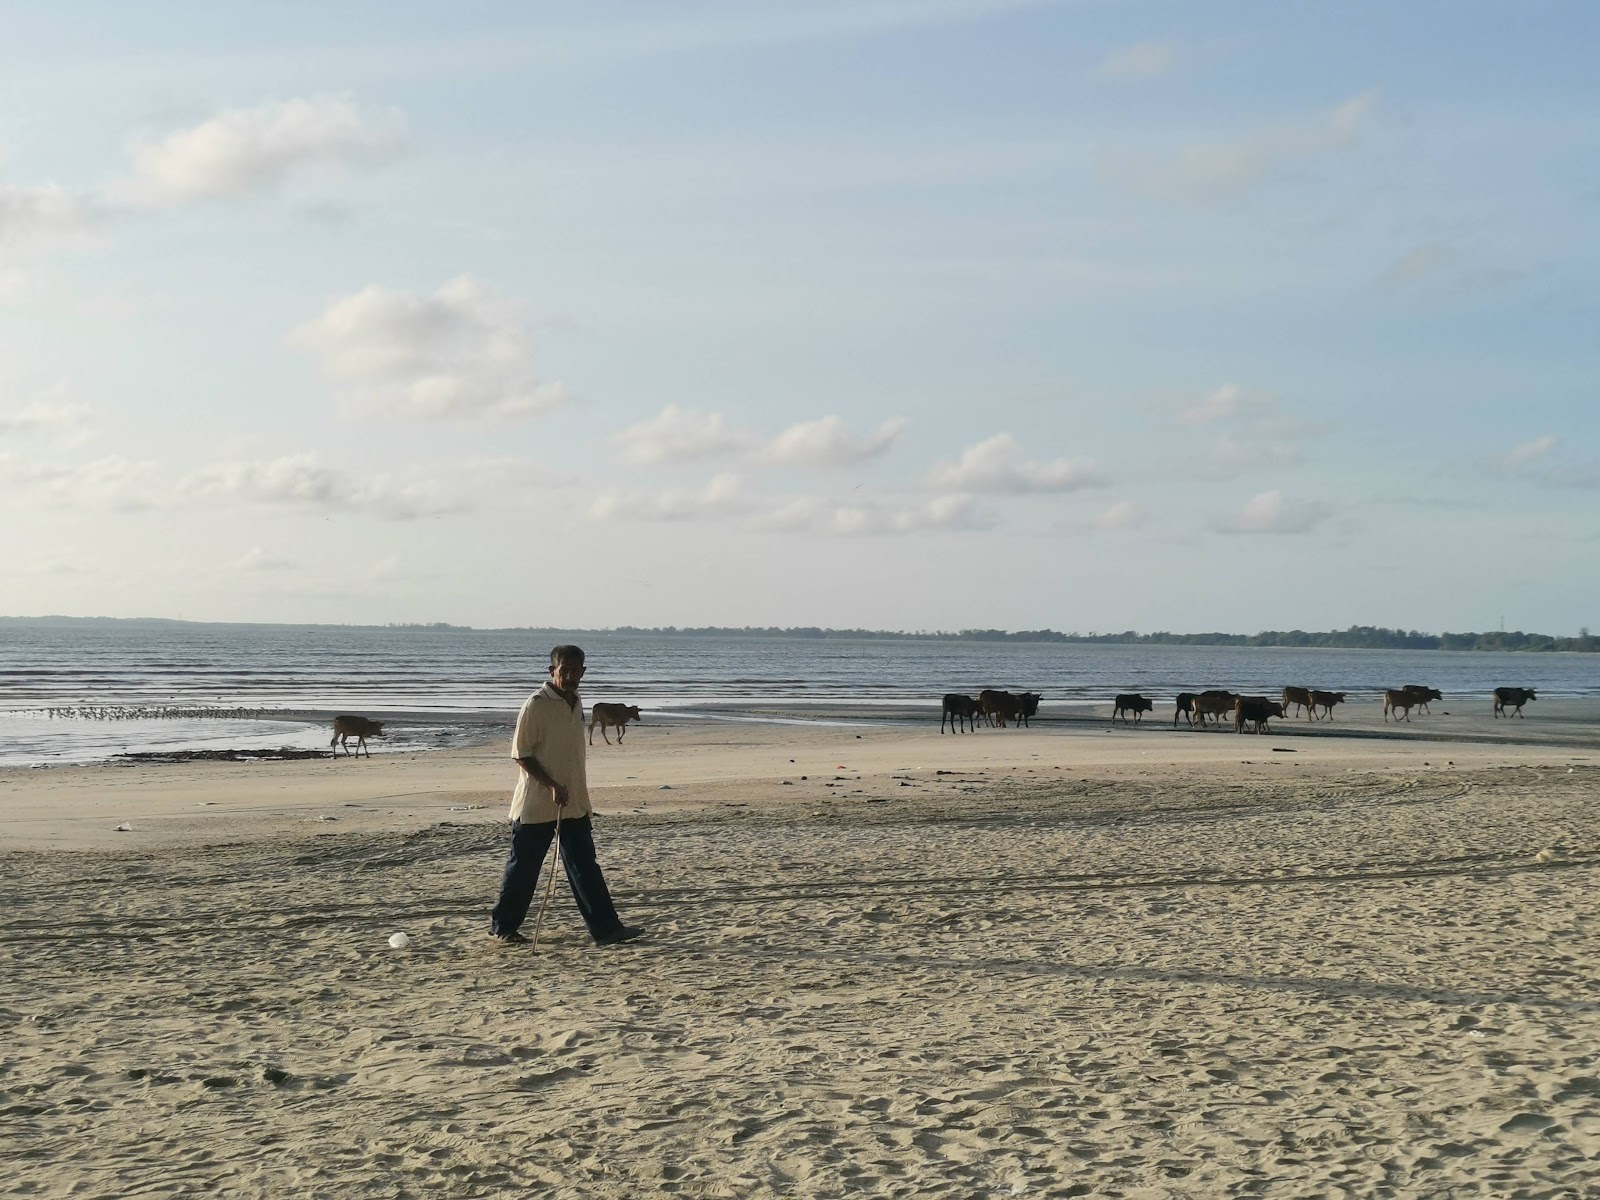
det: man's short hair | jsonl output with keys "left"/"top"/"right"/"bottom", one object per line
{"left": 550, "top": 644, "right": 586, "bottom": 666}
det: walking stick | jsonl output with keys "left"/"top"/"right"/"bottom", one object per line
{"left": 529, "top": 807, "right": 563, "bottom": 952}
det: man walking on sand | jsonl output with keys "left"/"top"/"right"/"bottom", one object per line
{"left": 490, "top": 644, "right": 645, "bottom": 947}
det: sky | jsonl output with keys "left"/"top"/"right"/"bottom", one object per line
{"left": 2, "top": 1, "right": 1596, "bottom": 633}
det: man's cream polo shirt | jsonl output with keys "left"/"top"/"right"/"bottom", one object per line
{"left": 508, "top": 682, "right": 592, "bottom": 823}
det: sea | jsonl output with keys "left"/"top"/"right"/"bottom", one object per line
{"left": 1, "top": 621, "right": 1594, "bottom": 767}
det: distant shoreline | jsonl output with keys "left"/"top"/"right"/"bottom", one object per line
{"left": 2, "top": 615, "right": 1596, "bottom": 653}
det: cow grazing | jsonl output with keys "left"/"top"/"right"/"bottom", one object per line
{"left": 1190, "top": 690, "right": 1240, "bottom": 727}
{"left": 941, "top": 693, "right": 982, "bottom": 734}
{"left": 1401, "top": 684, "right": 1443, "bottom": 714}
{"left": 1281, "top": 686, "right": 1314, "bottom": 719}
{"left": 1112, "top": 693, "right": 1154, "bottom": 725}
{"left": 1234, "top": 696, "right": 1286, "bottom": 734}
{"left": 331, "top": 715, "right": 384, "bottom": 758}
{"left": 1174, "top": 692, "right": 1197, "bottom": 728}
{"left": 1309, "top": 690, "right": 1346, "bottom": 720}
{"left": 589, "top": 703, "right": 642, "bottom": 745}
{"left": 1493, "top": 687, "right": 1537, "bottom": 718}
{"left": 979, "top": 689, "right": 1026, "bottom": 728}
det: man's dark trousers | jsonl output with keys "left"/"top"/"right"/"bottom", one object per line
{"left": 491, "top": 815, "right": 624, "bottom": 941}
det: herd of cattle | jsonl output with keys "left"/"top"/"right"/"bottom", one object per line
{"left": 941, "top": 685, "right": 1540, "bottom": 735}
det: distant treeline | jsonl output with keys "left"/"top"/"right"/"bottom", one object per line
{"left": 606, "top": 624, "right": 1600, "bottom": 653}
{"left": 4, "top": 616, "right": 1596, "bottom": 652}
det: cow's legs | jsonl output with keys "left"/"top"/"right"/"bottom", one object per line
{"left": 602, "top": 726, "right": 613, "bottom": 745}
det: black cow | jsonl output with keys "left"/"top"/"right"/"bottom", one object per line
{"left": 1174, "top": 692, "right": 1197, "bottom": 728}
{"left": 941, "top": 693, "right": 982, "bottom": 733}
{"left": 979, "top": 688, "right": 1024, "bottom": 728}
{"left": 1234, "top": 696, "right": 1286, "bottom": 734}
{"left": 1112, "top": 693, "right": 1154, "bottom": 725}
{"left": 1401, "top": 684, "right": 1444, "bottom": 714}
{"left": 1493, "top": 687, "right": 1537, "bottom": 718}
{"left": 1014, "top": 691, "right": 1042, "bottom": 727}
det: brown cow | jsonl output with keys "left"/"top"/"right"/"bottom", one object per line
{"left": 1382, "top": 688, "right": 1428, "bottom": 723}
{"left": 1309, "top": 690, "right": 1346, "bottom": 720}
{"left": 941, "top": 693, "right": 982, "bottom": 733}
{"left": 1493, "top": 687, "right": 1537, "bottom": 718}
{"left": 1281, "top": 686, "right": 1313, "bottom": 719}
{"left": 1112, "top": 693, "right": 1154, "bottom": 725}
{"left": 1234, "top": 696, "right": 1285, "bottom": 734}
{"left": 331, "top": 714, "right": 384, "bottom": 758}
{"left": 588, "top": 702, "right": 642, "bottom": 745}
{"left": 1190, "top": 690, "right": 1239, "bottom": 727}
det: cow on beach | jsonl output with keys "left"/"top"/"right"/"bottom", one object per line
{"left": 941, "top": 693, "right": 982, "bottom": 733}
{"left": 1015, "top": 691, "right": 1043, "bottom": 727}
{"left": 979, "top": 689, "right": 1025, "bottom": 728}
{"left": 1383, "top": 687, "right": 1434, "bottom": 723}
{"left": 588, "top": 703, "right": 642, "bottom": 745}
{"left": 1112, "top": 693, "right": 1154, "bottom": 725}
{"left": 1309, "top": 690, "right": 1346, "bottom": 720}
{"left": 1234, "top": 696, "right": 1286, "bottom": 734}
{"left": 1174, "top": 692, "right": 1197, "bottom": 728}
{"left": 1281, "top": 686, "right": 1314, "bottom": 719}
{"left": 331, "top": 715, "right": 384, "bottom": 758}
{"left": 1493, "top": 687, "right": 1537, "bottom": 718}
{"left": 1190, "top": 690, "right": 1239, "bottom": 728}
{"left": 1402, "top": 685, "right": 1443, "bottom": 714}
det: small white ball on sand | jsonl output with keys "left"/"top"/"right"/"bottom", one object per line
{"left": 388, "top": 932, "right": 411, "bottom": 949}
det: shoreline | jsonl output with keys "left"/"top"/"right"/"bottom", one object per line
{"left": 6, "top": 695, "right": 1600, "bottom": 775}
{"left": 4, "top": 703, "right": 1597, "bottom": 853}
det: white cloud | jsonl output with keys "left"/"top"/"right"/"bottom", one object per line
{"left": 233, "top": 546, "right": 295, "bottom": 572}
{"left": 1117, "top": 89, "right": 1380, "bottom": 200}
{"left": 1507, "top": 434, "right": 1558, "bottom": 465}
{"left": 1094, "top": 42, "right": 1176, "bottom": 81}
{"left": 288, "top": 276, "right": 564, "bottom": 424}
{"left": 591, "top": 472, "right": 754, "bottom": 522}
{"left": 1092, "top": 500, "right": 1144, "bottom": 531}
{"left": 117, "top": 96, "right": 406, "bottom": 206}
{"left": 182, "top": 454, "right": 467, "bottom": 519}
{"left": 755, "top": 491, "right": 993, "bottom": 536}
{"left": 609, "top": 406, "right": 757, "bottom": 466}
{"left": 1470, "top": 434, "right": 1600, "bottom": 490}
{"left": 1178, "top": 382, "right": 1276, "bottom": 426}
{"left": 1216, "top": 489, "right": 1329, "bottom": 535}
{"left": 0, "top": 182, "right": 95, "bottom": 252}
{"left": 610, "top": 408, "right": 908, "bottom": 469}
{"left": 5, "top": 455, "right": 166, "bottom": 511}
{"left": 759, "top": 415, "right": 907, "bottom": 468}
{"left": 1202, "top": 433, "right": 1303, "bottom": 478}
{"left": 927, "top": 433, "right": 1105, "bottom": 493}
{"left": 0, "top": 390, "right": 94, "bottom": 439}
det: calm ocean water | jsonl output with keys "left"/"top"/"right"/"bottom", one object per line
{"left": 1, "top": 622, "right": 1593, "bottom": 765}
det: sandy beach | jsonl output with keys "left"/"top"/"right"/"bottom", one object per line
{"left": 4, "top": 704, "right": 1598, "bottom": 1197}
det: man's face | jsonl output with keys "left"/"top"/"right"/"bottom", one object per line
{"left": 549, "top": 655, "right": 585, "bottom": 693}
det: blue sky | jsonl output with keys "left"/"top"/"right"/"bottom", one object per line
{"left": 2, "top": 1, "right": 1595, "bottom": 631}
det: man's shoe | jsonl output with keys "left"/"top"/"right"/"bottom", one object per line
{"left": 594, "top": 924, "right": 645, "bottom": 946}
{"left": 492, "top": 930, "right": 529, "bottom": 946}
